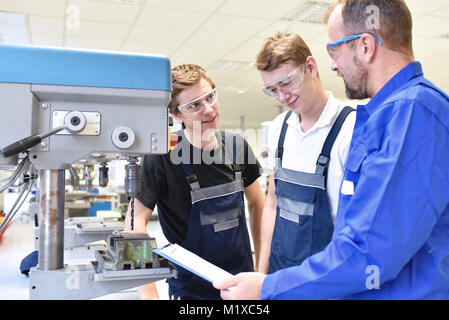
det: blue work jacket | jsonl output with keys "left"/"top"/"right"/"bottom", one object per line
{"left": 261, "top": 62, "right": 449, "bottom": 300}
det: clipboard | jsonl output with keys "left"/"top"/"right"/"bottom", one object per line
{"left": 153, "top": 243, "right": 233, "bottom": 283}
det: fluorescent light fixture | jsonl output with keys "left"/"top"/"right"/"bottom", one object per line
{"left": 0, "top": 12, "right": 30, "bottom": 44}
{"left": 210, "top": 60, "right": 253, "bottom": 71}
{"left": 107, "top": 0, "right": 142, "bottom": 4}
{"left": 282, "top": 1, "right": 332, "bottom": 24}
{"left": 220, "top": 86, "right": 250, "bottom": 94}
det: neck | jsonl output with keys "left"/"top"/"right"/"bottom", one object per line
{"left": 299, "top": 85, "right": 330, "bottom": 132}
{"left": 184, "top": 127, "right": 218, "bottom": 150}
{"left": 368, "top": 53, "right": 415, "bottom": 98}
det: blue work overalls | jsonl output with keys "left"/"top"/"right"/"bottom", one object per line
{"left": 168, "top": 131, "right": 254, "bottom": 300}
{"left": 269, "top": 107, "right": 354, "bottom": 273}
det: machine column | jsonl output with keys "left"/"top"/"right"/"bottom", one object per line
{"left": 38, "top": 169, "right": 65, "bottom": 270}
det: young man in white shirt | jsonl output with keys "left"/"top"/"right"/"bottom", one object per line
{"left": 255, "top": 32, "right": 356, "bottom": 274}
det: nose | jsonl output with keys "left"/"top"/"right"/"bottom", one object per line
{"left": 277, "top": 90, "right": 290, "bottom": 104}
{"left": 202, "top": 101, "right": 215, "bottom": 114}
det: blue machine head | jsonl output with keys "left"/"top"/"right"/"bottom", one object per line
{"left": 0, "top": 44, "right": 172, "bottom": 169}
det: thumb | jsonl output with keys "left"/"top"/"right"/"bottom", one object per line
{"left": 213, "top": 275, "right": 239, "bottom": 290}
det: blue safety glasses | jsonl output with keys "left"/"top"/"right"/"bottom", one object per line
{"left": 327, "top": 33, "right": 382, "bottom": 48}
{"left": 327, "top": 33, "right": 382, "bottom": 58}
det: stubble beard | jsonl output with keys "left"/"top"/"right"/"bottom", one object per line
{"left": 344, "top": 55, "right": 370, "bottom": 100}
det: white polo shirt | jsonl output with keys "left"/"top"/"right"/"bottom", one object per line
{"left": 267, "top": 92, "right": 356, "bottom": 220}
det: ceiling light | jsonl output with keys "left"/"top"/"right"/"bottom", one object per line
{"left": 106, "top": 0, "right": 142, "bottom": 4}
{"left": 220, "top": 86, "right": 250, "bottom": 94}
{"left": 0, "top": 12, "right": 30, "bottom": 45}
{"left": 210, "top": 60, "right": 253, "bottom": 71}
{"left": 282, "top": 1, "right": 333, "bottom": 24}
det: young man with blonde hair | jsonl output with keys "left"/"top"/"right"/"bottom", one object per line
{"left": 126, "top": 64, "right": 265, "bottom": 300}
{"left": 254, "top": 32, "right": 356, "bottom": 275}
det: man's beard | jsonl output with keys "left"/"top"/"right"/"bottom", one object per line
{"left": 344, "top": 55, "right": 369, "bottom": 100}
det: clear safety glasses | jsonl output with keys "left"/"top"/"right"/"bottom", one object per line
{"left": 262, "top": 64, "right": 306, "bottom": 99}
{"left": 177, "top": 88, "right": 218, "bottom": 114}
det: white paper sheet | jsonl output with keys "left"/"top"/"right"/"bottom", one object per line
{"left": 153, "top": 243, "right": 233, "bottom": 283}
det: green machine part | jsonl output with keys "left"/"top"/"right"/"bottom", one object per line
{"left": 96, "top": 231, "right": 169, "bottom": 271}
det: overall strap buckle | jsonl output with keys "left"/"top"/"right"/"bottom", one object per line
{"left": 186, "top": 174, "right": 198, "bottom": 184}
{"left": 232, "top": 164, "right": 241, "bottom": 172}
{"left": 315, "top": 155, "right": 330, "bottom": 176}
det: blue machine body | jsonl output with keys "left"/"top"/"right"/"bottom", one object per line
{"left": 0, "top": 43, "right": 171, "bottom": 91}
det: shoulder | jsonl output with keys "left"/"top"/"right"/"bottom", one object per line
{"left": 219, "top": 130, "right": 254, "bottom": 148}
{"left": 331, "top": 97, "right": 357, "bottom": 142}
{"left": 396, "top": 80, "right": 449, "bottom": 130}
{"left": 267, "top": 111, "right": 292, "bottom": 142}
{"left": 376, "top": 81, "right": 449, "bottom": 132}
{"left": 219, "top": 130, "right": 245, "bottom": 150}
{"left": 330, "top": 100, "right": 357, "bottom": 163}
{"left": 337, "top": 103, "right": 357, "bottom": 133}
{"left": 393, "top": 77, "right": 449, "bottom": 104}
{"left": 270, "top": 111, "right": 292, "bottom": 130}
{"left": 141, "top": 153, "right": 163, "bottom": 167}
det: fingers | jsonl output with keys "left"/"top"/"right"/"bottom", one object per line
{"left": 220, "top": 287, "right": 235, "bottom": 300}
{"left": 213, "top": 275, "right": 238, "bottom": 290}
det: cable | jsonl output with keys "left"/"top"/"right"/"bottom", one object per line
{"left": 0, "top": 176, "right": 35, "bottom": 234}
{"left": 2, "top": 177, "right": 35, "bottom": 232}
{"left": 0, "top": 156, "right": 30, "bottom": 193}
{"left": 0, "top": 182, "right": 29, "bottom": 233}
{"left": 0, "top": 160, "right": 33, "bottom": 234}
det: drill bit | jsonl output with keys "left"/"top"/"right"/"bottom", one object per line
{"left": 130, "top": 196, "right": 135, "bottom": 231}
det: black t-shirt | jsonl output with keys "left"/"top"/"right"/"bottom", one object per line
{"left": 136, "top": 130, "right": 262, "bottom": 244}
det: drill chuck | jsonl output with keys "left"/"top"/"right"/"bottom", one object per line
{"left": 124, "top": 159, "right": 141, "bottom": 198}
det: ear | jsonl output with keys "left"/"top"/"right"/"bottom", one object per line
{"left": 305, "top": 56, "right": 319, "bottom": 79}
{"left": 170, "top": 111, "right": 184, "bottom": 127}
{"left": 359, "top": 33, "right": 377, "bottom": 64}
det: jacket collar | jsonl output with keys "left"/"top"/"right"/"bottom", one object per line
{"left": 365, "top": 62, "right": 423, "bottom": 115}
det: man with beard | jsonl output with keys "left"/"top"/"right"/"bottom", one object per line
{"left": 214, "top": 0, "right": 449, "bottom": 299}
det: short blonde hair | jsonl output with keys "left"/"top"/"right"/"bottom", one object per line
{"left": 168, "top": 64, "right": 215, "bottom": 115}
{"left": 256, "top": 32, "right": 313, "bottom": 72}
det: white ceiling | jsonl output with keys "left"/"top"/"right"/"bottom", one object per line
{"left": 0, "top": 0, "right": 448, "bottom": 129}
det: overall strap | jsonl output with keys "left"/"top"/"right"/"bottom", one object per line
{"left": 223, "top": 131, "right": 242, "bottom": 181}
{"left": 177, "top": 132, "right": 201, "bottom": 191}
{"left": 276, "top": 110, "right": 293, "bottom": 167}
{"left": 315, "top": 106, "right": 355, "bottom": 176}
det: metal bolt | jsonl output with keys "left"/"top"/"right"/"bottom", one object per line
{"left": 42, "top": 103, "right": 48, "bottom": 109}
{"left": 40, "top": 141, "right": 47, "bottom": 148}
